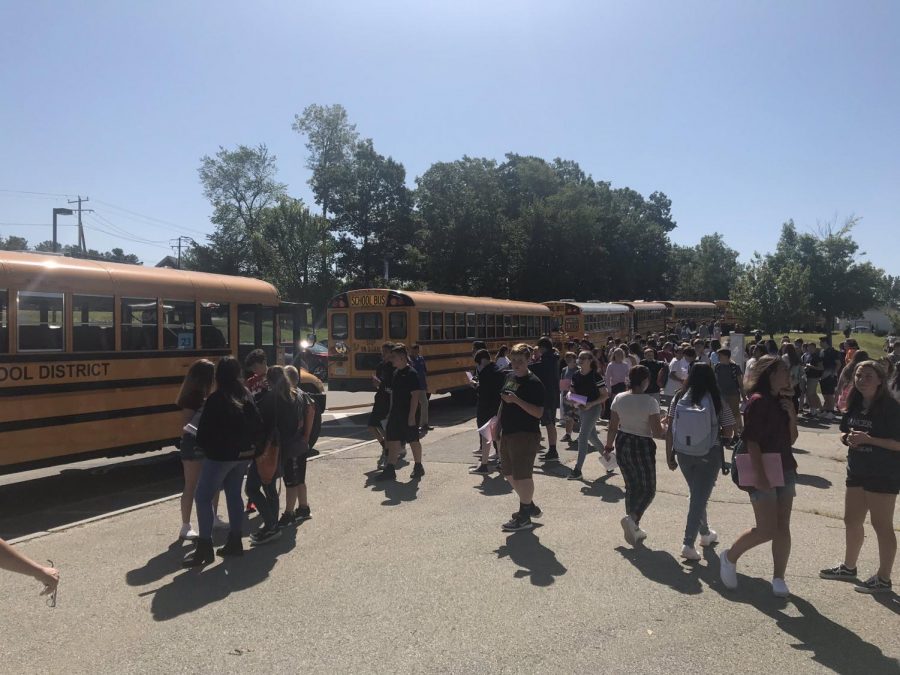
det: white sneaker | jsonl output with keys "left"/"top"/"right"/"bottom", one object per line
{"left": 681, "top": 545, "right": 701, "bottom": 561}
{"left": 772, "top": 577, "right": 790, "bottom": 597}
{"left": 720, "top": 549, "right": 738, "bottom": 589}
{"left": 213, "top": 515, "right": 229, "bottom": 530}
{"left": 700, "top": 530, "right": 718, "bottom": 546}
{"left": 635, "top": 527, "right": 648, "bottom": 543}
{"left": 620, "top": 516, "right": 638, "bottom": 546}
{"left": 179, "top": 523, "right": 198, "bottom": 540}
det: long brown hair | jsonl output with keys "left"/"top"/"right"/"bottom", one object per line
{"left": 846, "top": 360, "right": 890, "bottom": 413}
{"left": 176, "top": 359, "right": 215, "bottom": 408}
{"left": 266, "top": 365, "right": 295, "bottom": 403}
{"left": 745, "top": 355, "right": 784, "bottom": 397}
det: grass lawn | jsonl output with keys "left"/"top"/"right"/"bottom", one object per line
{"left": 782, "top": 331, "right": 890, "bottom": 355}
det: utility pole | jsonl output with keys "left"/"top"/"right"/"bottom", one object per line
{"left": 52, "top": 207, "right": 74, "bottom": 252}
{"left": 170, "top": 236, "right": 193, "bottom": 269}
{"left": 67, "top": 196, "right": 93, "bottom": 253}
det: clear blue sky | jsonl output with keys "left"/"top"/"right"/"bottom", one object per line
{"left": 2, "top": 0, "right": 898, "bottom": 274}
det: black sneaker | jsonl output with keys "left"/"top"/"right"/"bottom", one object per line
{"left": 294, "top": 505, "right": 312, "bottom": 522}
{"left": 277, "top": 511, "right": 296, "bottom": 528}
{"left": 250, "top": 526, "right": 282, "bottom": 546}
{"left": 376, "top": 465, "right": 397, "bottom": 481}
{"left": 469, "top": 463, "right": 490, "bottom": 475}
{"left": 854, "top": 575, "right": 893, "bottom": 594}
{"left": 819, "top": 563, "right": 857, "bottom": 580}
{"left": 540, "top": 450, "right": 560, "bottom": 463}
{"left": 568, "top": 468, "right": 583, "bottom": 481}
{"left": 502, "top": 513, "right": 534, "bottom": 532}
{"left": 527, "top": 502, "right": 542, "bottom": 519}
{"left": 560, "top": 434, "right": 572, "bottom": 443}
{"left": 411, "top": 462, "right": 425, "bottom": 478}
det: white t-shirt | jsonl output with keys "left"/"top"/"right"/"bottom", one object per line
{"left": 664, "top": 357, "right": 689, "bottom": 396}
{"left": 611, "top": 391, "right": 660, "bottom": 438}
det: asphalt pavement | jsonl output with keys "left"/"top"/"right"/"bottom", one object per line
{"left": 2, "top": 396, "right": 898, "bottom": 674}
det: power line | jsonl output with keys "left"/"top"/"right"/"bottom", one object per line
{"left": 0, "top": 189, "right": 75, "bottom": 198}
{"left": 89, "top": 212, "right": 170, "bottom": 244}
{"left": 92, "top": 198, "right": 208, "bottom": 236}
{"left": 0, "top": 222, "right": 77, "bottom": 227}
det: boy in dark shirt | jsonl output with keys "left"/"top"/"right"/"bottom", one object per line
{"left": 499, "top": 343, "right": 546, "bottom": 531}
{"left": 470, "top": 349, "right": 505, "bottom": 475}
{"left": 377, "top": 344, "right": 424, "bottom": 481}
{"left": 369, "top": 343, "right": 395, "bottom": 466}
{"left": 530, "top": 337, "right": 561, "bottom": 463}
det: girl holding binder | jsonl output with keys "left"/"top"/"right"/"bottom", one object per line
{"left": 719, "top": 355, "right": 798, "bottom": 598}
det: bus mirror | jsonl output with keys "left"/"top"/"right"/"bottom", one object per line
{"left": 307, "top": 333, "right": 317, "bottom": 345}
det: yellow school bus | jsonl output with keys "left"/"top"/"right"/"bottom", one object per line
{"left": 327, "top": 289, "right": 552, "bottom": 393}
{"left": 615, "top": 301, "right": 669, "bottom": 336}
{"left": 659, "top": 301, "right": 719, "bottom": 326}
{"left": 543, "top": 301, "right": 631, "bottom": 347}
{"left": 0, "top": 250, "right": 324, "bottom": 472}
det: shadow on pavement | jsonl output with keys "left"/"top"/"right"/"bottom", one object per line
{"left": 615, "top": 545, "right": 704, "bottom": 595}
{"left": 141, "top": 527, "right": 299, "bottom": 622}
{"left": 581, "top": 473, "right": 625, "bottom": 503}
{"left": 872, "top": 593, "right": 900, "bottom": 616}
{"left": 473, "top": 473, "right": 513, "bottom": 497}
{"left": 795, "top": 473, "right": 832, "bottom": 489}
{"left": 495, "top": 528, "right": 567, "bottom": 587}
{"left": 363, "top": 466, "right": 420, "bottom": 506}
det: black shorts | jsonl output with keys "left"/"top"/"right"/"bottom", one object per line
{"left": 283, "top": 453, "right": 308, "bottom": 487}
{"left": 820, "top": 376, "right": 837, "bottom": 396}
{"left": 846, "top": 471, "right": 900, "bottom": 495}
{"left": 477, "top": 410, "right": 498, "bottom": 428}
{"left": 368, "top": 396, "right": 390, "bottom": 428}
{"left": 385, "top": 420, "right": 420, "bottom": 444}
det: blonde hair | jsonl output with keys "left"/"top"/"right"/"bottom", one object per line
{"left": 612, "top": 347, "right": 626, "bottom": 362}
{"left": 284, "top": 365, "right": 300, "bottom": 387}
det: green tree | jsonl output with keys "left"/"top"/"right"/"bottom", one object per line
{"left": 33, "top": 240, "right": 141, "bottom": 264}
{"left": 671, "top": 233, "right": 740, "bottom": 300}
{"left": 0, "top": 235, "right": 28, "bottom": 251}
{"left": 195, "top": 144, "right": 287, "bottom": 276}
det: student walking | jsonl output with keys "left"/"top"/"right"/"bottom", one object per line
{"left": 470, "top": 349, "right": 505, "bottom": 475}
{"left": 820, "top": 361, "right": 900, "bottom": 593}
{"left": 665, "top": 363, "right": 736, "bottom": 560}
{"left": 568, "top": 351, "right": 609, "bottom": 481}
{"left": 281, "top": 366, "right": 316, "bottom": 523}
{"left": 410, "top": 344, "right": 431, "bottom": 431}
{"left": 530, "top": 337, "right": 561, "bottom": 463}
{"left": 559, "top": 352, "right": 578, "bottom": 444}
{"left": 604, "top": 348, "right": 631, "bottom": 419}
{"left": 498, "top": 344, "right": 546, "bottom": 532}
{"left": 719, "top": 356, "right": 798, "bottom": 597}
{"left": 714, "top": 349, "right": 745, "bottom": 438}
{"left": 369, "top": 343, "right": 395, "bottom": 466}
{"left": 376, "top": 344, "right": 425, "bottom": 481}
{"left": 606, "top": 366, "right": 664, "bottom": 546}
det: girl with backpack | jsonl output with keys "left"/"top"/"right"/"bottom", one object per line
{"left": 665, "top": 363, "right": 736, "bottom": 561}
{"left": 184, "top": 356, "right": 264, "bottom": 567}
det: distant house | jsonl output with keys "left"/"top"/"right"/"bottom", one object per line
{"left": 155, "top": 255, "right": 179, "bottom": 269}
{"left": 839, "top": 306, "right": 898, "bottom": 333}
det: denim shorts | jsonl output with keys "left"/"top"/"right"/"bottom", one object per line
{"left": 749, "top": 469, "right": 797, "bottom": 502}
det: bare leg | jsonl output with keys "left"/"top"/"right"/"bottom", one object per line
{"left": 842, "top": 487, "right": 868, "bottom": 568}
{"left": 284, "top": 485, "right": 299, "bottom": 513}
{"left": 297, "top": 484, "right": 309, "bottom": 509}
{"left": 410, "top": 441, "right": 423, "bottom": 464}
{"left": 867, "top": 492, "right": 898, "bottom": 580}
{"left": 181, "top": 459, "right": 202, "bottom": 524}
{"left": 545, "top": 423, "right": 557, "bottom": 447}
{"left": 727, "top": 498, "right": 777, "bottom": 563}
{"left": 386, "top": 440, "right": 401, "bottom": 465}
{"left": 507, "top": 477, "right": 535, "bottom": 505}
{"left": 772, "top": 495, "right": 793, "bottom": 578}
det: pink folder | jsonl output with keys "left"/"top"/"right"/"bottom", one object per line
{"left": 735, "top": 453, "right": 785, "bottom": 488}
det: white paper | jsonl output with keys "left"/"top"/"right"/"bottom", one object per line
{"left": 478, "top": 416, "right": 497, "bottom": 442}
{"left": 599, "top": 450, "right": 618, "bottom": 472}
{"left": 567, "top": 392, "right": 588, "bottom": 406}
{"left": 466, "top": 371, "right": 475, "bottom": 382}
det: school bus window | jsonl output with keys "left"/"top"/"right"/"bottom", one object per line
{"left": 389, "top": 311, "right": 407, "bottom": 340}
{"left": 444, "top": 312, "right": 453, "bottom": 340}
{"left": 200, "top": 302, "right": 229, "bottom": 348}
{"left": 0, "top": 290, "right": 7, "bottom": 352}
{"left": 121, "top": 297, "right": 158, "bottom": 351}
{"left": 431, "top": 312, "right": 443, "bottom": 340}
{"left": 455, "top": 312, "right": 465, "bottom": 340}
{"left": 477, "top": 313, "right": 486, "bottom": 339}
{"left": 485, "top": 314, "right": 496, "bottom": 339}
{"left": 17, "top": 291, "right": 65, "bottom": 352}
{"left": 527, "top": 315, "right": 535, "bottom": 335}
{"left": 355, "top": 312, "right": 383, "bottom": 340}
{"left": 565, "top": 317, "right": 578, "bottom": 333}
{"left": 417, "top": 311, "right": 430, "bottom": 342}
{"left": 543, "top": 317, "right": 551, "bottom": 335}
{"left": 260, "top": 307, "right": 275, "bottom": 346}
{"left": 163, "top": 300, "right": 196, "bottom": 350}
{"left": 72, "top": 295, "right": 114, "bottom": 352}
{"left": 239, "top": 308, "right": 256, "bottom": 345}
{"left": 466, "top": 312, "right": 476, "bottom": 339}
{"left": 331, "top": 312, "right": 348, "bottom": 341}
{"left": 503, "top": 315, "right": 512, "bottom": 338}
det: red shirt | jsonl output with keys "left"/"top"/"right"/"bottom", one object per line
{"left": 742, "top": 392, "right": 797, "bottom": 472}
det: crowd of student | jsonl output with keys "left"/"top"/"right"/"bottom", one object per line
{"left": 4, "top": 327, "right": 899, "bottom": 604}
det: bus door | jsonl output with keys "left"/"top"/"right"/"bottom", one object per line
{"left": 276, "top": 302, "right": 313, "bottom": 365}
{"left": 238, "top": 304, "right": 276, "bottom": 367}
{"left": 352, "top": 308, "right": 388, "bottom": 377}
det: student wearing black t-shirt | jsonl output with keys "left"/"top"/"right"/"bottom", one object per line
{"left": 369, "top": 343, "right": 395, "bottom": 466}
{"left": 568, "top": 351, "right": 609, "bottom": 481}
{"left": 376, "top": 344, "right": 424, "bottom": 482}
{"left": 470, "top": 349, "right": 505, "bottom": 475}
{"left": 820, "top": 361, "right": 900, "bottom": 594}
{"left": 819, "top": 337, "right": 842, "bottom": 419}
{"left": 498, "top": 344, "right": 545, "bottom": 532}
